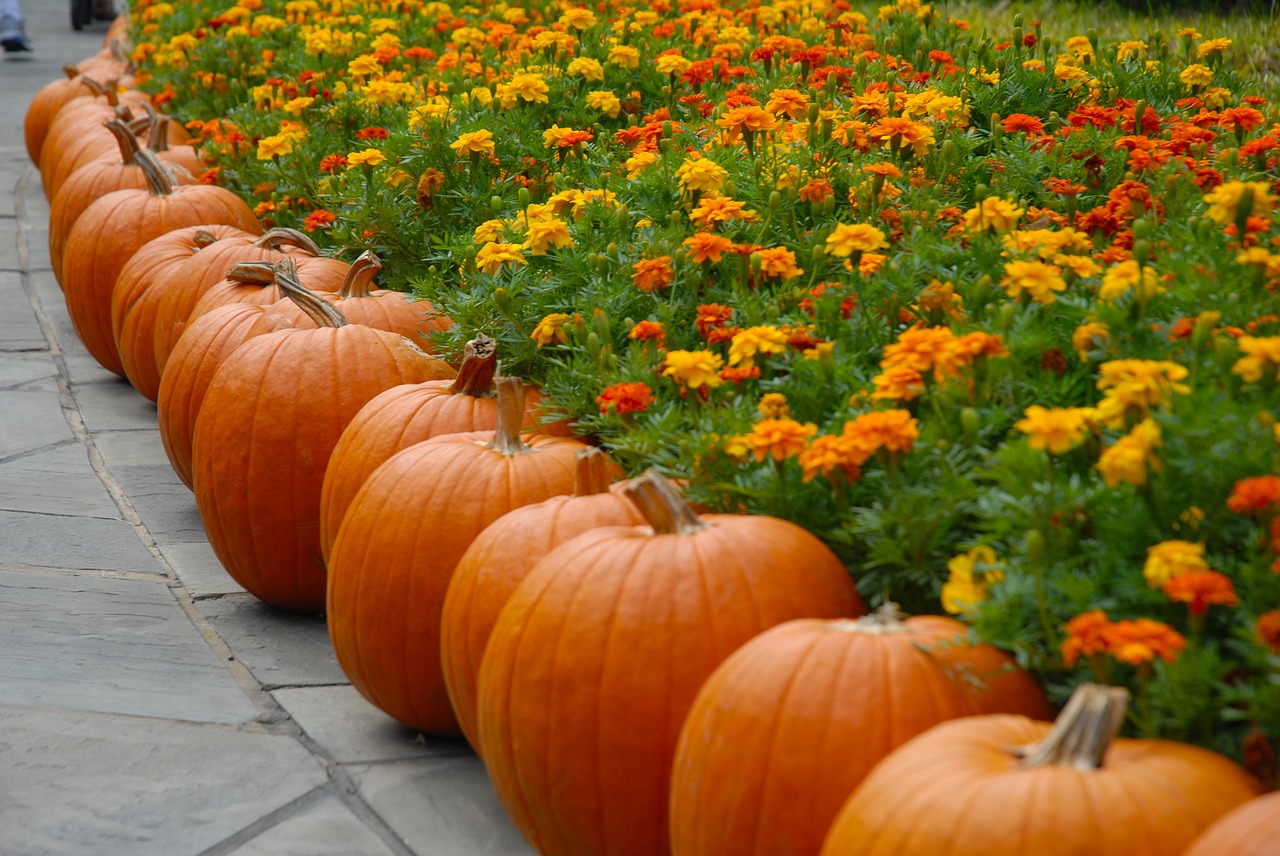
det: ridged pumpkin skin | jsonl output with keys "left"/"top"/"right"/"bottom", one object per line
{"left": 318, "top": 335, "right": 550, "bottom": 561}
{"left": 1183, "top": 791, "right": 1280, "bottom": 856}
{"left": 820, "top": 704, "right": 1261, "bottom": 856}
{"left": 327, "top": 379, "right": 588, "bottom": 735}
{"left": 112, "top": 225, "right": 252, "bottom": 400}
{"left": 61, "top": 152, "right": 260, "bottom": 376}
{"left": 192, "top": 272, "right": 456, "bottom": 612}
{"left": 669, "top": 612, "right": 1052, "bottom": 856}
{"left": 24, "top": 68, "right": 96, "bottom": 165}
{"left": 476, "top": 477, "right": 866, "bottom": 856}
{"left": 440, "top": 452, "right": 643, "bottom": 749}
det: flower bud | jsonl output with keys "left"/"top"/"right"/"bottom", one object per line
{"left": 1023, "top": 529, "right": 1045, "bottom": 563}
{"left": 517, "top": 187, "right": 531, "bottom": 208}
{"left": 489, "top": 195, "right": 504, "bottom": 213}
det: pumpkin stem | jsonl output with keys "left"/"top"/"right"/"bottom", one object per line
{"left": 80, "top": 75, "right": 107, "bottom": 97}
{"left": 133, "top": 148, "right": 175, "bottom": 198}
{"left": 104, "top": 118, "right": 141, "bottom": 165}
{"left": 62, "top": 65, "right": 80, "bottom": 80}
{"left": 850, "top": 602, "right": 909, "bottom": 632}
{"left": 485, "top": 376, "right": 532, "bottom": 456}
{"left": 253, "top": 227, "right": 322, "bottom": 257}
{"left": 225, "top": 260, "right": 278, "bottom": 285}
{"left": 624, "top": 470, "right": 709, "bottom": 536}
{"left": 448, "top": 334, "right": 498, "bottom": 397}
{"left": 273, "top": 259, "right": 349, "bottom": 329}
{"left": 1017, "top": 683, "right": 1129, "bottom": 771}
{"left": 337, "top": 251, "right": 383, "bottom": 298}
{"left": 574, "top": 447, "right": 614, "bottom": 496}
{"left": 192, "top": 230, "right": 221, "bottom": 250}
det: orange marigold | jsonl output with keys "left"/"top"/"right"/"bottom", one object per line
{"left": 632, "top": 257, "right": 675, "bottom": 292}
{"left": 695, "top": 303, "right": 734, "bottom": 337}
{"left": 842, "top": 409, "right": 919, "bottom": 461}
{"left": 683, "top": 232, "right": 734, "bottom": 264}
{"left": 1162, "top": 570, "right": 1240, "bottom": 615}
{"left": 798, "top": 434, "right": 864, "bottom": 484}
{"left": 1257, "top": 610, "right": 1280, "bottom": 654}
{"left": 596, "top": 382, "right": 655, "bottom": 415}
{"left": 1061, "top": 609, "right": 1113, "bottom": 668}
{"left": 628, "top": 320, "right": 665, "bottom": 347}
{"left": 742, "top": 418, "right": 817, "bottom": 462}
{"left": 1105, "top": 618, "right": 1186, "bottom": 666}
{"left": 1227, "top": 475, "right": 1280, "bottom": 514}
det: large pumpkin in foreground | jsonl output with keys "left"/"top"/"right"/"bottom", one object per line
{"left": 669, "top": 607, "right": 1051, "bottom": 856}
{"left": 191, "top": 261, "right": 454, "bottom": 612}
{"left": 1183, "top": 790, "right": 1280, "bottom": 856}
{"left": 820, "top": 684, "right": 1261, "bottom": 856}
{"left": 476, "top": 471, "right": 866, "bottom": 856}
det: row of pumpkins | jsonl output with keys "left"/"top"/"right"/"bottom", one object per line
{"left": 23, "top": 22, "right": 1277, "bottom": 855}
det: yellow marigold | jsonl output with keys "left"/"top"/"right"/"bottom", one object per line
{"left": 655, "top": 54, "right": 693, "bottom": 76}
{"left": 566, "top": 57, "right": 604, "bottom": 82}
{"left": 586, "top": 90, "right": 621, "bottom": 118}
{"left": 676, "top": 158, "right": 729, "bottom": 195}
{"left": 256, "top": 134, "right": 293, "bottom": 160}
{"left": 1116, "top": 40, "right": 1147, "bottom": 61}
{"left": 346, "top": 148, "right": 386, "bottom": 168}
{"left": 530, "top": 313, "right": 572, "bottom": 347}
{"left": 1056, "top": 254, "right": 1102, "bottom": 279}
{"left": 1073, "top": 321, "right": 1110, "bottom": 361}
{"left": 755, "top": 247, "right": 803, "bottom": 281}
{"left": 1015, "top": 405, "right": 1095, "bottom": 454}
{"left": 799, "top": 434, "right": 864, "bottom": 483}
{"left": 757, "top": 393, "right": 791, "bottom": 419}
{"left": 1099, "top": 260, "right": 1164, "bottom": 302}
{"left": 1095, "top": 360, "right": 1189, "bottom": 426}
{"left": 525, "top": 219, "right": 574, "bottom": 255}
{"left": 1180, "top": 64, "right": 1213, "bottom": 88}
{"left": 728, "top": 325, "right": 789, "bottom": 367}
{"left": 663, "top": 350, "right": 724, "bottom": 389}
{"left": 559, "top": 7, "right": 597, "bottom": 29}
{"left": 1000, "top": 260, "right": 1067, "bottom": 304}
{"left": 941, "top": 545, "right": 1004, "bottom": 615}
{"left": 1196, "top": 37, "right": 1232, "bottom": 58}
{"left": 1233, "top": 336, "right": 1280, "bottom": 383}
{"left": 608, "top": 44, "right": 640, "bottom": 68}
{"left": 825, "top": 223, "right": 889, "bottom": 257}
{"left": 1143, "top": 539, "right": 1209, "bottom": 587}
{"left": 962, "top": 197, "right": 1025, "bottom": 234}
{"left": 1203, "top": 180, "right": 1277, "bottom": 226}
{"left": 450, "top": 129, "right": 495, "bottom": 158}
{"left": 282, "top": 96, "right": 315, "bottom": 116}
{"left": 1096, "top": 418, "right": 1162, "bottom": 488}
{"left": 475, "top": 241, "right": 527, "bottom": 275}
{"left": 742, "top": 418, "right": 818, "bottom": 462}
{"left": 625, "top": 151, "right": 659, "bottom": 179}
{"left": 505, "top": 72, "right": 550, "bottom": 104}
{"left": 473, "top": 219, "right": 506, "bottom": 244}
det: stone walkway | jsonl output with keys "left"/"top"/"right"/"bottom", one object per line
{"left": 1, "top": 6, "right": 530, "bottom": 855}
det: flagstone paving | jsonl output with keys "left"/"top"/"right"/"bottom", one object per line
{"left": 0, "top": 6, "right": 532, "bottom": 854}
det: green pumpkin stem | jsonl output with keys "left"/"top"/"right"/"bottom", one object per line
{"left": 624, "top": 470, "right": 708, "bottom": 536}
{"left": 449, "top": 333, "right": 498, "bottom": 397}
{"left": 273, "top": 259, "right": 348, "bottom": 329}
{"left": 254, "top": 227, "right": 322, "bottom": 257}
{"left": 574, "top": 447, "right": 614, "bottom": 497}
{"left": 1017, "top": 683, "right": 1129, "bottom": 771}
{"left": 133, "top": 148, "right": 175, "bottom": 198}
{"left": 104, "top": 117, "right": 141, "bottom": 165}
{"left": 486, "top": 376, "right": 532, "bottom": 456}
{"left": 338, "top": 251, "right": 383, "bottom": 298}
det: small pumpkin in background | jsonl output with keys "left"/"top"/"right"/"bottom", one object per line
{"left": 1183, "top": 790, "right": 1280, "bottom": 856}
{"left": 476, "top": 471, "right": 866, "bottom": 856}
{"left": 318, "top": 333, "right": 555, "bottom": 561}
{"left": 191, "top": 260, "right": 455, "bottom": 612}
{"left": 440, "top": 446, "right": 644, "bottom": 749}
{"left": 39, "top": 82, "right": 150, "bottom": 201}
{"left": 819, "top": 683, "right": 1262, "bottom": 856}
{"left": 327, "top": 376, "right": 588, "bottom": 735}
{"left": 24, "top": 66, "right": 98, "bottom": 166}
{"left": 670, "top": 605, "right": 1051, "bottom": 856}
{"left": 297, "top": 250, "right": 451, "bottom": 346}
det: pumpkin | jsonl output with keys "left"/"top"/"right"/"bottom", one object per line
{"left": 327, "top": 377, "right": 587, "bottom": 734}
{"left": 440, "top": 446, "right": 644, "bottom": 749}
{"left": 151, "top": 227, "right": 343, "bottom": 377}
{"left": 1183, "top": 790, "right": 1280, "bottom": 856}
{"left": 820, "top": 683, "right": 1262, "bottom": 856}
{"left": 62, "top": 150, "right": 260, "bottom": 376}
{"left": 191, "top": 261, "right": 455, "bottom": 611}
{"left": 24, "top": 66, "right": 96, "bottom": 166}
{"left": 137, "top": 103, "right": 202, "bottom": 179}
{"left": 669, "top": 606, "right": 1051, "bottom": 856}
{"left": 475, "top": 471, "right": 866, "bottom": 856}
{"left": 39, "top": 83, "right": 150, "bottom": 201}
{"left": 317, "top": 333, "right": 554, "bottom": 561}
{"left": 111, "top": 225, "right": 256, "bottom": 400}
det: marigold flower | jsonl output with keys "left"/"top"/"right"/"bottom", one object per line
{"left": 1115, "top": 40, "right": 1148, "bottom": 62}
{"left": 1180, "top": 64, "right": 1214, "bottom": 88}
{"left": 654, "top": 54, "right": 693, "bottom": 76}
{"left": 632, "top": 257, "right": 675, "bottom": 292}
{"left": 941, "top": 546, "right": 1004, "bottom": 615}
{"left": 742, "top": 418, "right": 817, "bottom": 462}
{"left": 881, "top": 326, "right": 955, "bottom": 374}
{"left": 1228, "top": 476, "right": 1280, "bottom": 515}
{"left": 728, "top": 326, "right": 789, "bottom": 367}
{"left": 867, "top": 116, "right": 935, "bottom": 155}
{"left": 1001, "top": 260, "right": 1067, "bottom": 304}
{"left": 663, "top": 350, "right": 724, "bottom": 389}
{"left": 475, "top": 241, "right": 527, "bottom": 275}
{"left": 962, "top": 197, "right": 1025, "bottom": 234}
{"left": 872, "top": 364, "right": 925, "bottom": 401}
{"left": 1203, "top": 180, "right": 1277, "bottom": 226}
{"left": 1061, "top": 610, "right": 1113, "bottom": 668}
{"left": 302, "top": 209, "right": 336, "bottom": 232}
{"left": 754, "top": 247, "right": 803, "bottom": 281}
{"left": 505, "top": 72, "right": 550, "bottom": 104}
{"left": 1001, "top": 113, "right": 1045, "bottom": 135}
{"left": 1015, "top": 405, "right": 1095, "bottom": 454}
{"left": 628, "top": 320, "right": 665, "bottom": 347}
{"left": 524, "top": 219, "right": 574, "bottom": 255}
{"left": 256, "top": 134, "right": 293, "bottom": 160}
{"left": 1099, "top": 260, "right": 1164, "bottom": 302}
{"left": 1233, "top": 337, "right": 1280, "bottom": 384}
{"left": 841, "top": 409, "right": 919, "bottom": 460}
{"left": 757, "top": 393, "right": 790, "bottom": 419}
{"left": 1096, "top": 419, "right": 1162, "bottom": 488}
{"left": 799, "top": 434, "right": 864, "bottom": 484}
{"left": 764, "top": 88, "right": 810, "bottom": 120}
{"left": 1106, "top": 619, "right": 1186, "bottom": 666}
{"left": 825, "top": 223, "right": 889, "bottom": 257}
{"left": 688, "top": 196, "right": 759, "bottom": 229}
{"left": 527, "top": 313, "right": 570, "bottom": 347}
{"left": 450, "top": 129, "right": 496, "bottom": 158}
{"left": 1143, "top": 539, "right": 1208, "bottom": 587}
{"left": 1163, "top": 570, "right": 1239, "bottom": 615}
{"left": 1257, "top": 610, "right": 1280, "bottom": 654}
{"left": 683, "top": 233, "right": 733, "bottom": 264}
{"left": 566, "top": 56, "right": 604, "bottom": 82}
{"left": 1095, "top": 360, "right": 1189, "bottom": 427}
{"left": 1196, "top": 37, "right": 1232, "bottom": 58}
{"left": 717, "top": 105, "right": 779, "bottom": 142}
{"left": 695, "top": 304, "right": 733, "bottom": 338}
{"left": 586, "top": 90, "right": 622, "bottom": 118}
{"left": 597, "top": 382, "right": 654, "bottom": 415}
{"left": 346, "top": 148, "right": 386, "bottom": 168}
{"left": 676, "top": 158, "right": 729, "bottom": 194}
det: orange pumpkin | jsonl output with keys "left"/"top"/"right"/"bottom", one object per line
{"left": 1183, "top": 790, "right": 1280, "bottom": 856}
{"left": 24, "top": 66, "right": 96, "bottom": 166}
{"left": 440, "top": 447, "right": 644, "bottom": 749}
{"left": 327, "top": 377, "right": 588, "bottom": 734}
{"left": 191, "top": 261, "right": 455, "bottom": 611}
{"left": 318, "top": 333, "right": 554, "bottom": 561}
{"left": 820, "top": 683, "right": 1262, "bottom": 856}
{"left": 670, "top": 606, "right": 1051, "bottom": 856}
{"left": 62, "top": 150, "right": 260, "bottom": 376}
{"left": 476, "top": 472, "right": 866, "bottom": 856}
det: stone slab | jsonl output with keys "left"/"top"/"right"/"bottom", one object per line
{"left": 0, "top": 569, "right": 261, "bottom": 723}
{"left": 0, "top": 353, "right": 57, "bottom": 389}
{"left": 0, "top": 386, "right": 74, "bottom": 459}
{"left": 228, "top": 795, "right": 397, "bottom": 856}
{"left": 107, "top": 463, "right": 205, "bottom": 543}
{"left": 71, "top": 377, "right": 159, "bottom": 432}
{"left": 272, "top": 685, "right": 444, "bottom": 764}
{"left": 162, "top": 540, "right": 246, "bottom": 598}
{"left": 0, "top": 508, "right": 158, "bottom": 572}
{"left": 0, "top": 442, "right": 121, "bottom": 518}
{"left": 198, "top": 594, "right": 347, "bottom": 689}
{"left": 0, "top": 705, "right": 327, "bottom": 856}
{"left": 92, "top": 429, "right": 173, "bottom": 468}
{"left": 351, "top": 756, "right": 534, "bottom": 856}
{"left": 0, "top": 271, "right": 46, "bottom": 352}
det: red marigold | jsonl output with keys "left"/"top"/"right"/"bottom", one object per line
{"left": 318, "top": 154, "right": 348, "bottom": 174}
{"left": 1227, "top": 475, "right": 1280, "bottom": 514}
{"left": 596, "top": 382, "right": 655, "bottom": 415}
{"left": 303, "top": 209, "right": 336, "bottom": 232}
{"left": 1002, "top": 113, "right": 1045, "bottom": 135}
{"left": 718, "top": 365, "right": 760, "bottom": 383}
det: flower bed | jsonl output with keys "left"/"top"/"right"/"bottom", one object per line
{"left": 129, "top": 0, "right": 1280, "bottom": 768}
